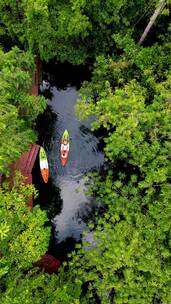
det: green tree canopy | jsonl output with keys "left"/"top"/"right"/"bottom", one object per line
{"left": 0, "top": 47, "right": 46, "bottom": 173}
{"left": 0, "top": 174, "right": 49, "bottom": 298}
{"left": 0, "top": 175, "right": 86, "bottom": 304}
{"left": 0, "top": 1, "right": 170, "bottom": 303}
{"left": 1, "top": 0, "right": 170, "bottom": 63}
{"left": 73, "top": 20, "right": 171, "bottom": 302}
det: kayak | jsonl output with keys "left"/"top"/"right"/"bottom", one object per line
{"left": 60, "top": 129, "right": 69, "bottom": 166}
{"left": 39, "top": 147, "right": 49, "bottom": 183}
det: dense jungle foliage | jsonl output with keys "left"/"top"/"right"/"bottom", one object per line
{"left": 0, "top": 0, "right": 171, "bottom": 303}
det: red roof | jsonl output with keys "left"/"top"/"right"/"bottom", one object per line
{"left": 33, "top": 254, "right": 61, "bottom": 274}
{"left": 12, "top": 144, "right": 40, "bottom": 175}
{"left": 10, "top": 144, "right": 40, "bottom": 208}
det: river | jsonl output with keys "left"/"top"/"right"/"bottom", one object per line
{"left": 33, "top": 62, "right": 104, "bottom": 260}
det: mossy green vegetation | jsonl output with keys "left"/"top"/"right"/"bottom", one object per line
{"left": 0, "top": 0, "right": 171, "bottom": 303}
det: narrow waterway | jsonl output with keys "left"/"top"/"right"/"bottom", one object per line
{"left": 34, "top": 63, "right": 104, "bottom": 260}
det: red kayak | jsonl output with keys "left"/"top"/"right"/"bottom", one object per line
{"left": 60, "top": 130, "right": 69, "bottom": 166}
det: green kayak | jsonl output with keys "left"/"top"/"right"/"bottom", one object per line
{"left": 39, "top": 147, "right": 49, "bottom": 183}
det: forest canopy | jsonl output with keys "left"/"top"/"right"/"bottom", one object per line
{"left": 0, "top": 0, "right": 171, "bottom": 303}
{"left": 0, "top": 47, "right": 46, "bottom": 173}
{"left": 0, "top": 0, "right": 170, "bottom": 63}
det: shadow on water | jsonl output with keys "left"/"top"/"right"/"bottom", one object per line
{"left": 42, "top": 61, "right": 93, "bottom": 90}
{"left": 33, "top": 62, "right": 105, "bottom": 261}
{"left": 32, "top": 157, "right": 63, "bottom": 219}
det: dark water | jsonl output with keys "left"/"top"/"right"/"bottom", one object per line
{"left": 33, "top": 63, "right": 104, "bottom": 260}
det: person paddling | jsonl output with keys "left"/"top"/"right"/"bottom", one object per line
{"left": 61, "top": 139, "right": 69, "bottom": 158}
{"left": 60, "top": 130, "right": 70, "bottom": 166}
{"left": 63, "top": 139, "right": 68, "bottom": 149}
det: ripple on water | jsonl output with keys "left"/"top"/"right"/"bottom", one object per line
{"left": 44, "top": 86, "right": 104, "bottom": 244}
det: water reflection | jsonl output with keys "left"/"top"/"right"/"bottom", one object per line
{"left": 53, "top": 178, "right": 89, "bottom": 241}
{"left": 47, "top": 86, "right": 104, "bottom": 244}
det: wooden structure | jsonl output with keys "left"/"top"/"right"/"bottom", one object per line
{"left": 11, "top": 144, "right": 40, "bottom": 208}
{"left": 31, "top": 57, "right": 42, "bottom": 96}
